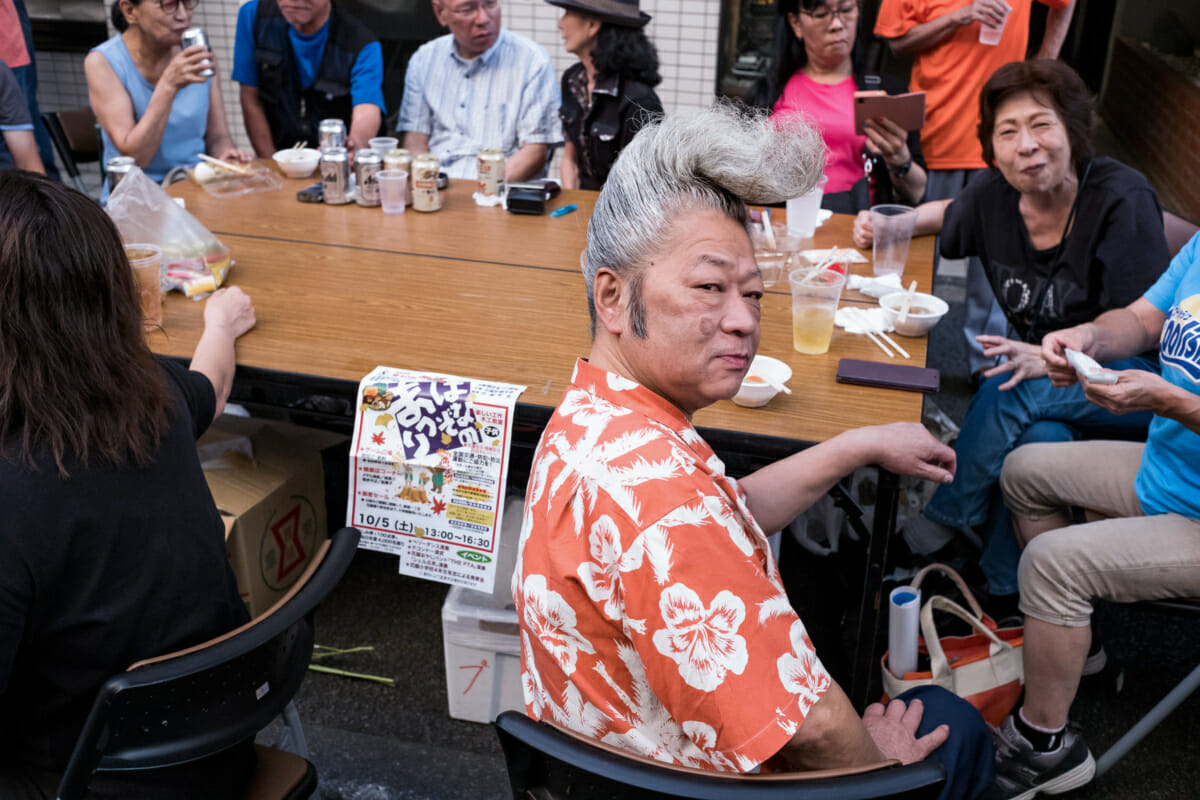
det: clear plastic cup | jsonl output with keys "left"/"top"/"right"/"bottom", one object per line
{"left": 788, "top": 267, "right": 846, "bottom": 355}
{"left": 786, "top": 175, "right": 828, "bottom": 238}
{"left": 369, "top": 136, "right": 399, "bottom": 158}
{"left": 378, "top": 169, "right": 408, "bottom": 215}
{"left": 870, "top": 204, "right": 918, "bottom": 277}
{"left": 979, "top": 0, "right": 1011, "bottom": 44}
{"left": 124, "top": 243, "right": 162, "bottom": 329}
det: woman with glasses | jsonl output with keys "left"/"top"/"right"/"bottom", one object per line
{"left": 546, "top": 0, "right": 662, "bottom": 190}
{"left": 86, "top": 0, "right": 250, "bottom": 200}
{"left": 759, "top": 0, "right": 926, "bottom": 212}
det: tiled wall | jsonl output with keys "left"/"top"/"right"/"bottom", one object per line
{"left": 37, "top": 0, "right": 723, "bottom": 173}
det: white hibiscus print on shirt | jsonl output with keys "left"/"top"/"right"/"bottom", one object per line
{"left": 652, "top": 584, "right": 748, "bottom": 692}
{"left": 776, "top": 619, "right": 829, "bottom": 716}
{"left": 522, "top": 574, "right": 595, "bottom": 675}
{"left": 578, "top": 515, "right": 643, "bottom": 622}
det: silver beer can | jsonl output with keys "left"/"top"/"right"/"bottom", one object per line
{"left": 383, "top": 148, "right": 412, "bottom": 206}
{"left": 106, "top": 156, "right": 136, "bottom": 195}
{"left": 411, "top": 154, "right": 441, "bottom": 212}
{"left": 355, "top": 148, "right": 381, "bottom": 207}
{"left": 320, "top": 147, "right": 352, "bottom": 205}
{"left": 181, "top": 27, "right": 214, "bottom": 77}
{"left": 318, "top": 119, "right": 346, "bottom": 151}
{"left": 477, "top": 146, "right": 505, "bottom": 197}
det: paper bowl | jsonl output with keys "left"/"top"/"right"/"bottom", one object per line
{"left": 273, "top": 147, "right": 321, "bottom": 178}
{"left": 732, "top": 355, "right": 793, "bottom": 408}
{"left": 879, "top": 291, "right": 949, "bottom": 337}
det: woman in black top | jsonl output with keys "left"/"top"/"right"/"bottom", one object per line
{"left": 0, "top": 172, "right": 257, "bottom": 798}
{"left": 545, "top": 0, "right": 663, "bottom": 190}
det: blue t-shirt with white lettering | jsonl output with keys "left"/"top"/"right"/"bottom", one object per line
{"left": 1138, "top": 231, "right": 1200, "bottom": 518}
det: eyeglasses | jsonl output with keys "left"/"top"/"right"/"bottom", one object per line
{"left": 159, "top": 0, "right": 199, "bottom": 13}
{"left": 445, "top": 0, "right": 499, "bottom": 19}
{"left": 800, "top": 3, "right": 859, "bottom": 24}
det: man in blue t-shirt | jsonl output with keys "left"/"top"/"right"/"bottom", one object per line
{"left": 986, "top": 231, "right": 1200, "bottom": 800}
{"left": 0, "top": 59, "right": 43, "bottom": 172}
{"left": 232, "top": 0, "right": 384, "bottom": 156}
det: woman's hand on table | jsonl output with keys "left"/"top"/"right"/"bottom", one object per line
{"left": 213, "top": 147, "right": 254, "bottom": 163}
{"left": 203, "top": 287, "right": 256, "bottom": 340}
{"left": 852, "top": 210, "right": 873, "bottom": 249}
{"left": 977, "top": 335, "right": 1048, "bottom": 390}
{"left": 161, "top": 44, "right": 214, "bottom": 92}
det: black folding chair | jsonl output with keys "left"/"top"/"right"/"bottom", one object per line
{"left": 55, "top": 526, "right": 361, "bottom": 800}
{"left": 41, "top": 107, "right": 101, "bottom": 196}
{"left": 494, "top": 710, "right": 946, "bottom": 800}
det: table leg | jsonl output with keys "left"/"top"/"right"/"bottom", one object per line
{"left": 850, "top": 466, "right": 900, "bottom": 710}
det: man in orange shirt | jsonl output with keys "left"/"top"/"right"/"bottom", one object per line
{"left": 874, "top": 0, "right": 1074, "bottom": 375}
{"left": 514, "top": 104, "right": 995, "bottom": 799}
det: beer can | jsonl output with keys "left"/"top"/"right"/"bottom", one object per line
{"left": 383, "top": 148, "right": 412, "bottom": 206}
{"left": 318, "top": 119, "right": 346, "bottom": 152}
{"left": 477, "top": 146, "right": 505, "bottom": 197}
{"left": 355, "top": 148, "right": 381, "bottom": 207}
{"left": 411, "top": 154, "right": 441, "bottom": 212}
{"left": 320, "top": 147, "right": 352, "bottom": 205}
{"left": 181, "top": 27, "right": 214, "bottom": 77}
{"left": 106, "top": 156, "right": 136, "bottom": 195}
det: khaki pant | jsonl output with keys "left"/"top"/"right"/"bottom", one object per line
{"left": 1000, "top": 441, "right": 1200, "bottom": 627}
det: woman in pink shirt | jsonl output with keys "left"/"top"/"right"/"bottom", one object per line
{"left": 761, "top": 0, "right": 927, "bottom": 213}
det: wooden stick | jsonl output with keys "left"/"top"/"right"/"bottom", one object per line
{"left": 197, "top": 152, "right": 252, "bottom": 176}
{"left": 850, "top": 309, "right": 894, "bottom": 358}
{"left": 878, "top": 329, "right": 910, "bottom": 359}
{"left": 897, "top": 279, "right": 919, "bottom": 324}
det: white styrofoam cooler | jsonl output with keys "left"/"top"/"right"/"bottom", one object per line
{"left": 442, "top": 583, "right": 525, "bottom": 723}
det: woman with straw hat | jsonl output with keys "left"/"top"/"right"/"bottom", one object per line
{"left": 546, "top": 0, "right": 663, "bottom": 190}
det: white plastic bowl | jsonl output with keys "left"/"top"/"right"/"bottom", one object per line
{"left": 732, "top": 355, "right": 793, "bottom": 408}
{"left": 273, "top": 147, "right": 321, "bottom": 178}
{"left": 879, "top": 291, "right": 949, "bottom": 337}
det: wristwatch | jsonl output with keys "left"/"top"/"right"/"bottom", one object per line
{"left": 888, "top": 159, "right": 912, "bottom": 179}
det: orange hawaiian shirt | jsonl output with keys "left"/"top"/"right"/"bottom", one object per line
{"left": 514, "top": 359, "right": 831, "bottom": 771}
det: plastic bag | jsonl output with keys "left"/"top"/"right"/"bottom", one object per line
{"left": 106, "top": 165, "right": 231, "bottom": 298}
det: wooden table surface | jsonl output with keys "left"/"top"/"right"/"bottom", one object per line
{"left": 158, "top": 176, "right": 936, "bottom": 451}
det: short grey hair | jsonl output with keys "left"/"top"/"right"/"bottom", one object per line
{"left": 583, "top": 101, "right": 824, "bottom": 336}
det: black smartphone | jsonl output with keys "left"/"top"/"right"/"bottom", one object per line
{"left": 297, "top": 182, "right": 323, "bottom": 203}
{"left": 836, "top": 358, "right": 940, "bottom": 393}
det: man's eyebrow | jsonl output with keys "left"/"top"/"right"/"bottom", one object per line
{"left": 695, "top": 253, "right": 735, "bottom": 268}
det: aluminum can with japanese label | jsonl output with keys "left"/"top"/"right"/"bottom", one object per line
{"left": 411, "top": 153, "right": 441, "bottom": 212}
{"left": 181, "top": 27, "right": 214, "bottom": 77}
{"left": 354, "top": 148, "right": 381, "bottom": 207}
{"left": 318, "top": 118, "right": 346, "bottom": 151}
{"left": 106, "top": 156, "right": 136, "bottom": 195}
{"left": 476, "top": 146, "right": 505, "bottom": 197}
{"left": 384, "top": 148, "right": 412, "bottom": 205}
{"left": 320, "top": 147, "right": 352, "bottom": 205}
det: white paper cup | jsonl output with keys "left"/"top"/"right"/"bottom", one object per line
{"left": 870, "top": 204, "right": 918, "bottom": 277}
{"left": 786, "top": 175, "right": 828, "bottom": 238}
{"left": 378, "top": 170, "right": 408, "bottom": 215}
{"left": 369, "top": 136, "right": 400, "bottom": 158}
{"left": 979, "top": 0, "right": 1011, "bottom": 44}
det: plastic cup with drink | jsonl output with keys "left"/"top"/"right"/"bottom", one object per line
{"left": 979, "top": 0, "right": 1011, "bottom": 45}
{"left": 786, "top": 175, "right": 828, "bottom": 239}
{"left": 378, "top": 170, "right": 408, "bottom": 215}
{"left": 788, "top": 266, "right": 846, "bottom": 355}
{"left": 125, "top": 243, "right": 163, "bottom": 329}
{"left": 870, "top": 204, "right": 918, "bottom": 277}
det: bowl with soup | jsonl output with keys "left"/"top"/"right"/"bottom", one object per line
{"left": 879, "top": 291, "right": 949, "bottom": 337}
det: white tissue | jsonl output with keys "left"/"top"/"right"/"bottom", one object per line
{"left": 835, "top": 306, "right": 893, "bottom": 333}
{"left": 474, "top": 191, "right": 504, "bottom": 208}
{"left": 847, "top": 272, "right": 904, "bottom": 298}
{"left": 888, "top": 586, "right": 922, "bottom": 677}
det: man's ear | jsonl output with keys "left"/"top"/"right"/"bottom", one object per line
{"left": 431, "top": 0, "right": 448, "bottom": 27}
{"left": 592, "top": 268, "right": 628, "bottom": 336}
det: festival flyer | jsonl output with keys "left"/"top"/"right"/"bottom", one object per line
{"left": 346, "top": 366, "right": 525, "bottom": 593}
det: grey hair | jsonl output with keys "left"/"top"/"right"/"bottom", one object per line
{"left": 583, "top": 101, "right": 824, "bottom": 336}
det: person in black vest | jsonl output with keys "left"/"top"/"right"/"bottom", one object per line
{"left": 756, "top": 0, "right": 927, "bottom": 213}
{"left": 232, "top": 0, "right": 384, "bottom": 156}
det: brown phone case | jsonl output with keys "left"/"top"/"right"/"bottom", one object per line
{"left": 836, "top": 358, "right": 940, "bottom": 393}
{"left": 853, "top": 91, "right": 927, "bottom": 136}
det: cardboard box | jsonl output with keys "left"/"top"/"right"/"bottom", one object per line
{"left": 199, "top": 416, "right": 346, "bottom": 618}
{"left": 442, "top": 584, "right": 524, "bottom": 723}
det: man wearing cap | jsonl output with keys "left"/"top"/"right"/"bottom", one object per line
{"left": 232, "top": 0, "right": 385, "bottom": 156}
{"left": 398, "top": 0, "right": 561, "bottom": 182}
{"left": 547, "top": 0, "right": 662, "bottom": 190}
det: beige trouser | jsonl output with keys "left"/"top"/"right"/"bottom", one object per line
{"left": 1000, "top": 441, "right": 1200, "bottom": 627}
